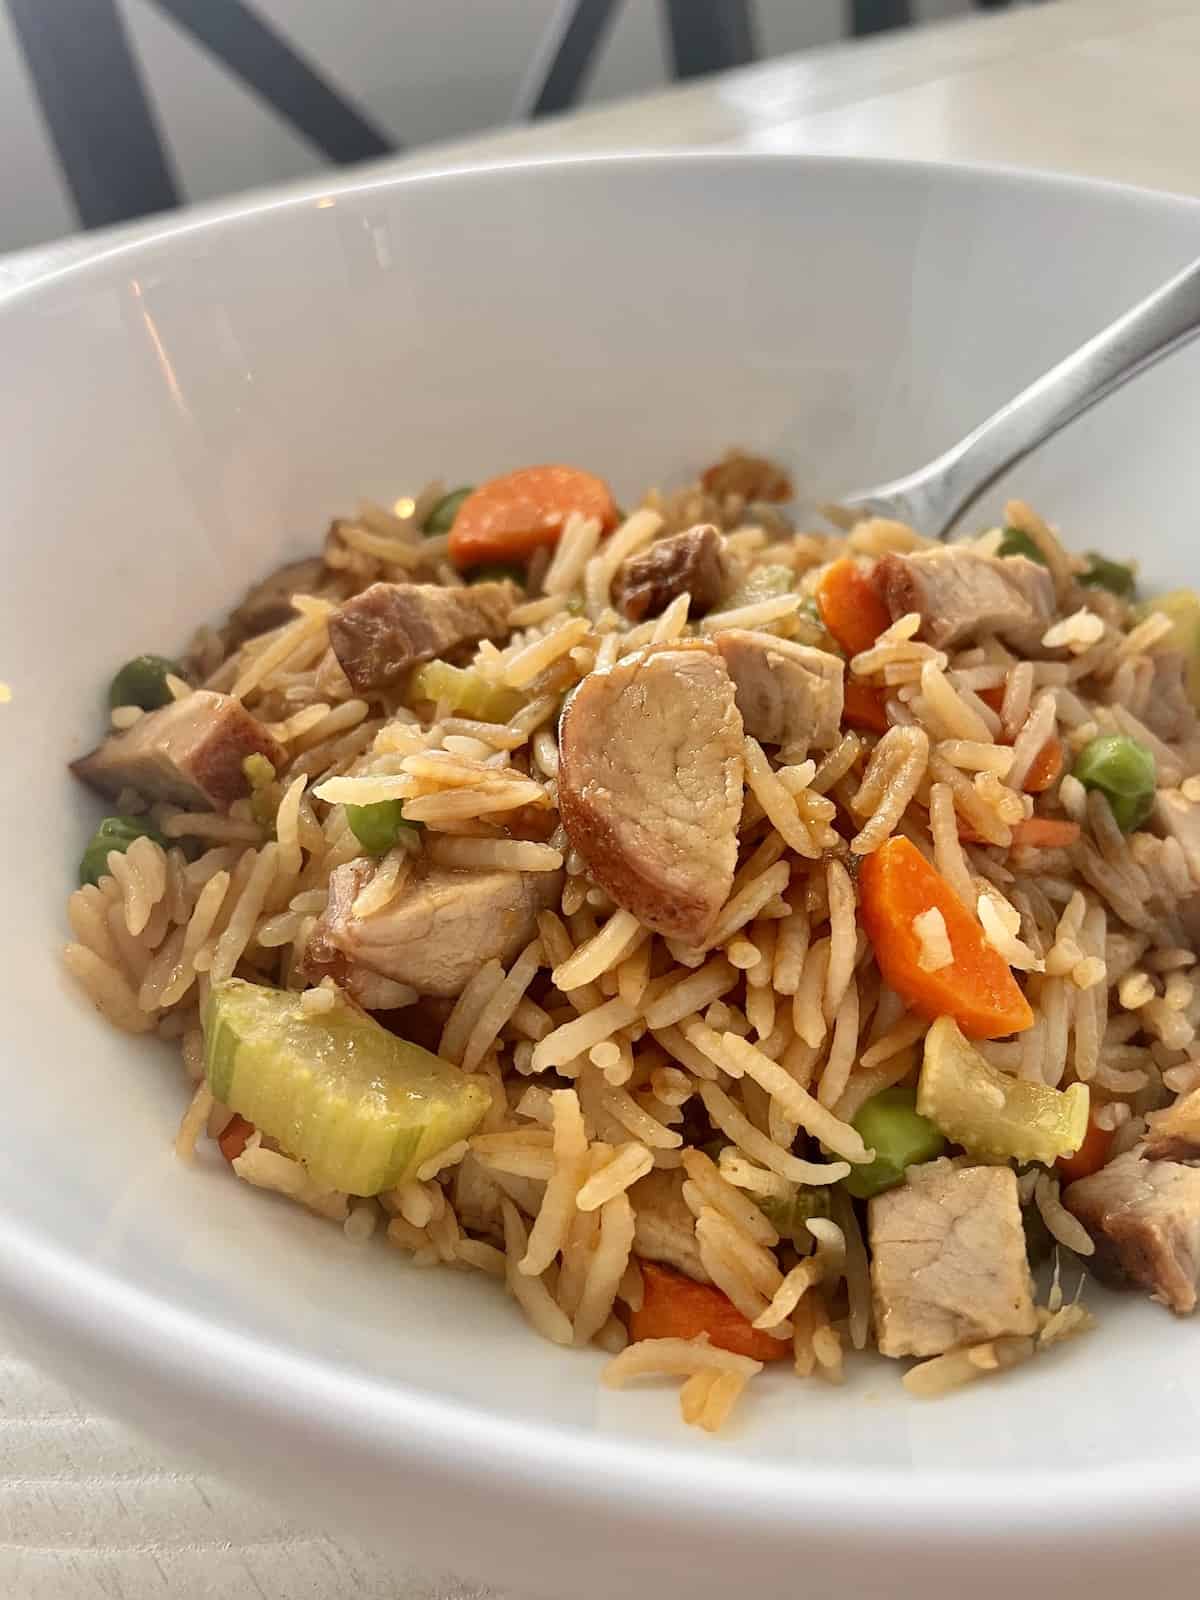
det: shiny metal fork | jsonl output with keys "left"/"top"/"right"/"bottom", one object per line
{"left": 836, "top": 255, "right": 1200, "bottom": 540}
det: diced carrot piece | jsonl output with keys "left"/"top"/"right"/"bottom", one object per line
{"left": 1010, "top": 817, "right": 1080, "bottom": 850}
{"left": 218, "top": 1113, "right": 255, "bottom": 1163}
{"left": 1057, "top": 1117, "right": 1115, "bottom": 1184}
{"left": 447, "top": 465, "right": 618, "bottom": 569}
{"left": 974, "top": 688, "right": 1062, "bottom": 793}
{"left": 1023, "top": 735, "right": 1064, "bottom": 794}
{"left": 859, "top": 837, "right": 1034, "bottom": 1039}
{"left": 816, "top": 557, "right": 893, "bottom": 658}
{"left": 842, "top": 679, "right": 890, "bottom": 734}
{"left": 630, "top": 1261, "right": 789, "bottom": 1364}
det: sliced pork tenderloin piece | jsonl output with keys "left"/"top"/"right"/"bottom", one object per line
{"left": 305, "top": 856, "right": 561, "bottom": 999}
{"left": 1143, "top": 1087, "right": 1200, "bottom": 1162}
{"left": 71, "top": 690, "right": 285, "bottom": 810}
{"left": 876, "top": 548, "right": 1055, "bottom": 652}
{"left": 557, "top": 642, "right": 744, "bottom": 946}
{"left": 868, "top": 1161, "right": 1038, "bottom": 1358}
{"left": 1064, "top": 1151, "right": 1200, "bottom": 1313}
{"left": 328, "top": 579, "right": 516, "bottom": 694}
{"left": 227, "top": 556, "right": 328, "bottom": 643}
{"left": 612, "top": 524, "right": 729, "bottom": 622}
{"left": 630, "top": 1168, "right": 711, "bottom": 1284}
{"left": 715, "top": 629, "right": 844, "bottom": 751}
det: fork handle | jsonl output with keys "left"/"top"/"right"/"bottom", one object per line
{"left": 860, "top": 254, "right": 1200, "bottom": 538}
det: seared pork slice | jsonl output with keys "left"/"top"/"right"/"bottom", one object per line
{"left": 306, "top": 857, "right": 561, "bottom": 999}
{"left": 328, "top": 580, "right": 516, "bottom": 694}
{"left": 557, "top": 643, "right": 744, "bottom": 945}
{"left": 876, "top": 548, "right": 1055, "bottom": 652}
{"left": 613, "top": 524, "right": 728, "bottom": 622}
{"left": 71, "top": 690, "right": 285, "bottom": 810}
{"left": 1144, "top": 1088, "right": 1200, "bottom": 1162}
{"left": 1064, "top": 1151, "right": 1200, "bottom": 1313}
{"left": 715, "top": 629, "right": 844, "bottom": 751}
{"left": 630, "top": 1168, "right": 710, "bottom": 1284}
{"left": 228, "top": 556, "right": 327, "bottom": 643}
{"left": 868, "top": 1161, "right": 1037, "bottom": 1358}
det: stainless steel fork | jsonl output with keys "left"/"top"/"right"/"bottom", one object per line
{"left": 836, "top": 255, "right": 1200, "bottom": 539}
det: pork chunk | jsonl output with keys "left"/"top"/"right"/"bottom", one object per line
{"left": 630, "top": 1168, "right": 710, "bottom": 1284}
{"left": 877, "top": 548, "right": 1055, "bottom": 652}
{"left": 1143, "top": 1087, "right": 1200, "bottom": 1162}
{"left": 228, "top": 556, "right": 327, "bottom": 643}
{"left": 557, "top": 643, "right": 744, "bottom": 945}
{"left": 306, "top": 857, "right": 561, "bottom": 999}
{"left": 715, "top": 629, "right": 844, "bottom": 751}
{"left": 328, "top": 580, "right": 516, "bottom": 694}
{"left": 71, "top": 690, "right": 285, "bottom": 811}
{"left": 868, "top": 1162, "right": 1037, "bottom": 1358}
{"left": 613, "top": 524, "right": 728, "bottom": 622}
{"left": 1064, "top": 1151, "right": 1200, "bottom": 1313}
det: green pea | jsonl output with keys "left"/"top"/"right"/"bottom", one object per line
{"left": 841, "top": 1086, "right": 946, "bottom": 1200}
{"left": 467, "top": 562, "right": 526, "bottom": 586}
{"left": 107, "top": 654, "right": 183, "bottom": 711}
{"left": 996, "top": 527, "right": 1048, "bottom": 566}
{"left": 1072, "top": 733, "right": 1156, "bottom": 833}
{"left": 759, "top": 1186, "right": 832, "bottom": 1250}
{"left": 423, "top": 486, "right": 474, "bottom": 535}
{"left": 1079, "top": 552, "right": 1136, "bottom": 601}
{"left": 345, "top": 800, "right": 417, "bottom": 856}
{"left": 79, "top": 815, "right": 167, "bottom": 887}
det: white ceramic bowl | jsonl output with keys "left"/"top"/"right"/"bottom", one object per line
{"left": 2, "top": 153, "right": 1199, "bottom": 1600}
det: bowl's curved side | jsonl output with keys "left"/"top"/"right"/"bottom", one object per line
{"left": 2, "top": 150, "right": 1199, "bottom": 1597}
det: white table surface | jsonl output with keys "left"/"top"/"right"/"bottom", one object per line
{"left": 6, "top": 1, "right": 1200, "bottom": 1594}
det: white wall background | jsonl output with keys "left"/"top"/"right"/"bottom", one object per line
{"left": 0, "top": 0, "right": 976, "bottom": 255}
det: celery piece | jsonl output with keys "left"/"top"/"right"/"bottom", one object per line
{"left": 718, "top": 563, "right": 794, "bottom": 613}
{"left": 917, "top": 1015, "right": 1089, "bottom": 1166}
{"left": 410, "top": 659, "right": 523, "bottom": 723}
{"left": 203, "top": 978, "right": 489, "bottom": 1195}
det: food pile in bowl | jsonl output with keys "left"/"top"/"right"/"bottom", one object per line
{"left": 63, "top": 451, "right": 1200, "bottom": 1433}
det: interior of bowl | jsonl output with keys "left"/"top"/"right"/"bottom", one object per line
{"left": 2, "top": 152, "right": 1200, "bottom": 1540}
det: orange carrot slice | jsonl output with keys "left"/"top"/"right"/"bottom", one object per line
{"left": 1010, "top": 817, "right": 1080, "bottom": 850}
{"left": 977, "top": 687, "right": 1062, "bottom": 794}
{"left": 1023, "top": 735, "right": 1064, "bottom": 794}
{"left": 630, "top": 1261, "right": 790, "bottom": 1363}
{"left": 447, "top": 465, "right": 618, "bottom": 569}
{"left": 842, "top": 679, "right": 890, "bottom": 734}
{"left": 816, "top": 557, "right": 893, "bottom": 658}
{"left": 218, "top": 1113, "right": 255, "bottom": 1163}
{"left": 859, "top": 836, "right": 1034, "bottom": 1039}
{"left": 1056, "top": 1117, "right": 1115, "bottom": 1185}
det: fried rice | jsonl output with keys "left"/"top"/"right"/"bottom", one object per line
{"left": 63, "top": 453, "right": 1200, "bottom": 1430}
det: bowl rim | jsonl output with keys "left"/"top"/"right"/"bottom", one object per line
{"left": 5, "top": 147, "right": 1200, "bottom": 1557}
